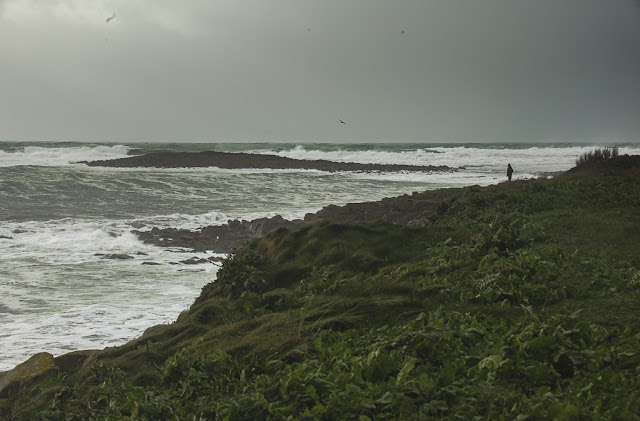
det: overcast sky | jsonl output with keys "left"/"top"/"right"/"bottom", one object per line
{"left": 1, "top": 0, "right": 639, "bottom": 143}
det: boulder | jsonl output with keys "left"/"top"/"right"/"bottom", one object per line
{"left": 96, "top": 253, "right": 135, "bottom": 260}
{"left": 0, "top": 353, "right": 57, "bottom": 398}
{"left": 180, "top": 257, "right": 210, "bottom": 265}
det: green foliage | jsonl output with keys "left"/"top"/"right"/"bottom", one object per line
{"left": 34, "top": 312, "right": 640, "bottom": 420}
{"left": 10, "top": 172, "right": 640, "bottom": 420}
{"left": 575, "top": 146, "right": 619, "bottom": 166}
{"left": 214, "top": 249, "right": 269, "bottom": 299}
{"left": 247, "top": 221, "right": 448, "bottom": 289}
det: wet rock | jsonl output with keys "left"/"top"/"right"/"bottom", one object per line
{"left": 132, "top": 189, "right": 465, "bottom": 255}
{"left": 81, "top": 150, "right": 456, "bottom": 173}
{"left": 0, "top": 353, "right": 57, "bottom": 398}
{"left": 142, "top": 261, "right": 162, "bottom": 265}
{"left": 96, "top": 253, "right": 135, "bottom": 260}
{"left": 0, "top": 235, "right": 13, "bottom": 240}
{"left": 127, "top": 148, "right": 173, "bottom": 156}
{"left": 180, "top": 257, "right": 210, "bottom": 265}
{"left": 133, "top": 215, "right": 304, "bottom": 254}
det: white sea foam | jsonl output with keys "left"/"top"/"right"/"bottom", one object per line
{"left": 131, "top": 209, "right": 314, "bottom": 231}
{"left": 255, "top": 144, "right": 640, "bottom": 177}
{"left": 0, "top": 144, "right": 131, "bottom": 167}
{"left": 253, "top": 144, "right": 437, "bottom": 166}
{"left": 1, "top": 219, "right": 224, "bottom": 266}
{"left": 0, "top": 219, "right": 219, "bottom": 370}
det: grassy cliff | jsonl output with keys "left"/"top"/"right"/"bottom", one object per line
{"left": 3, "top": 158, "right": 640, "bottom": 420}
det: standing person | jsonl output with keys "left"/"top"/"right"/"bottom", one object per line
{"left": 507, "top": 164, "right": 514, "bottom": 181}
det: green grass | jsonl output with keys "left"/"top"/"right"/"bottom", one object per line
{"left": 3, "top": 171, "right": 640, "bottom": 420}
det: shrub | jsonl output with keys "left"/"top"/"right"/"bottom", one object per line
{"left": 215, "top": 249, "right": 269, "bottom": 299}
{"left": 575, "top": 146, "right": 619, "bottom": 166}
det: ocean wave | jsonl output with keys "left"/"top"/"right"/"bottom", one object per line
{"left": 244, "top": 143, "right": 640, "bottom": 173}
{"left": 249, "top": 144, "right": 440, "bottom": 167}
{"left": 0, "top": 216, "right": 220, "bottom": 370}
{"left": 0, "top": 144, "right": 131, "bottom": 167}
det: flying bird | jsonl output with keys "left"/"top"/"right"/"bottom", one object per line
{"left": 339, "top": 119, "right": 346, "bottom": 125}
{"left": 106, "top": 12, "right": 116, "bottom": 23}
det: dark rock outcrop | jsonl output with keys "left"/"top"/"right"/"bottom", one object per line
{"left": 133, "top": 189, "right": 462, "bottom": 254}
{"left": 95, "top": 253, "right": 135, "bottom": 260}
{"left": 80, "top": 151, "right": 455, "bottom": 173}
{"left": 179, "top": 257, "right": 222, "bottom": 265}
{"left": 133, "top": 215, "right": 304, "bottom": 253}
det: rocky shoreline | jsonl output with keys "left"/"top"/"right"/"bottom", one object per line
{"left": 0, "top": 183, "right": 466, "bottom": 394}
{"left": 132, "top": 187, "right": 465, "bottom": 255}
{"left": 133, "top": 153, "right": 639, "bottom": 259}
{"left": 80, "top": 149, "right": 462, "bottom": 259}
{"left": 0, "top": 185, "right": 466, "bottom": 396}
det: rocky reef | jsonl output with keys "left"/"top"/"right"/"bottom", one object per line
{"left": 80, "top": 150, "right": 455, "bottom": 173}
{"left": 133, "top": 215, "right": 303, "bottom": 254}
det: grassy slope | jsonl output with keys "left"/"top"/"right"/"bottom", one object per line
{"left": 4, "top": 170, "right": 640, "bottom": 420}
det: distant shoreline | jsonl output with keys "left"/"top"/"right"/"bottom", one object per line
{"left": 80, "top": 150, "right": 456, "bottom": 173}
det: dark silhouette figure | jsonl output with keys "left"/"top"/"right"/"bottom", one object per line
{"left": 507, "top": 164, "right": 514, "bottom": 181}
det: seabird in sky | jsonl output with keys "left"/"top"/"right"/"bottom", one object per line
{"left": 339, "top": 119, "right": 346, "bottom": 125}
{"left": 106, "top": 12, "right": 116, "bottom": 23}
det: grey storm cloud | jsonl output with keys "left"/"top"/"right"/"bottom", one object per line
{"left": 1, "top": 0, "right": 639, "bottom": 143}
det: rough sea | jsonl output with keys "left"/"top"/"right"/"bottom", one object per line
{"left": 1, "top": 141, "right": 638, "bottom": 371}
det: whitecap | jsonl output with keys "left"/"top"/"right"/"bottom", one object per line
{"left": 0, "top": 144, "right": 131, "bottom": 167}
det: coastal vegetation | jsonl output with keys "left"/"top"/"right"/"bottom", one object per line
{"left": 2, "top": 155, "right": 640, "bottom": 420}
{"left": 575, "top": 145, "right": 619, "bottom": 167}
